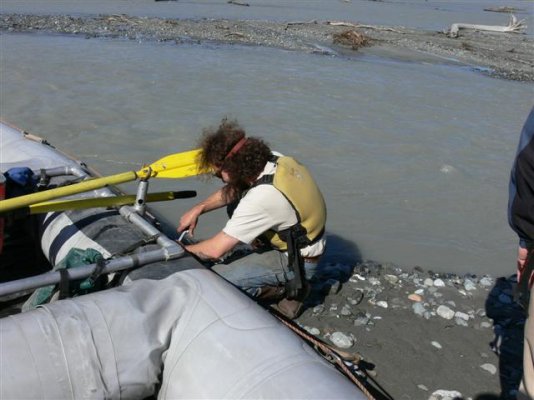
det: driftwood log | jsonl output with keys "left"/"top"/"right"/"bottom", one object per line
{"left": 326, "top": 21, "right": 403, "bottom": 33}
{"left": 484, "top": 7, "right": 525, "bottom": 14}
{"left": 448, "top": 14, "right": 526, "bottom": 38}
{"left": 228, "top": 0, "right": 250, "bottom": 6}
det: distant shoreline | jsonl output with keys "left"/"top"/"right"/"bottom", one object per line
{"left": 1, "top": 13, "right": 533, "bottom": 81}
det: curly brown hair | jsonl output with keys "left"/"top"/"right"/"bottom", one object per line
{"left": 198, "top": 118, "right": 271, "bottom": 201}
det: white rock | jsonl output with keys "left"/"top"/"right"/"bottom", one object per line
{"left": 376, "top": 300, "right": 388, "bottom": 309}
{"left": 480, "top": 276, "right": 494, "bottom": 287}
{"left": 354, "top": 273, "right": 366, "bottom": 281}
{"left": 464, "top": 279, "right": 477, "bottom": 291}
{"left": 428, "top": 389, "right": 463, "bottom": 400}
{"left": 384, "top": 274, "right": 399, "bottom": 284}
{"left": 309, "top": 327, "right": 320, "bottom": 335}
{"left": 418, "top": 384, "right": 429, "bottom": 391}
{"left": 353, "top": 315, "right": 369, "bottom": 327}
{"left": 369, "top": 277, "right": 381, "bottom": 286}
{"left": 434, "top": 278, "right": 446, "bottom": 287}
{"left": 413, "top": 302, "right": 426, "bottom": 317}
{"left": 437, "top": 305, "right": 455, "bottom": 320}
{"left": 454, "top": 311, "right": 470, "bottom": 321}
{"left": 480, "top": 321, "right": 492, "bottom": 329}
{"left": 480, "top": 363, "right": 497, "bottom": 375}
{"left": 341, "top": 305, "right": 352, "bottom": 316}
{"left": 424, "top": 278, "right": 434, "bottom": 287}
{"left": 312, "top": 304, "right": 325, "bottom": 313}
{"left": 415, "top": 288, "right": 425, "bottom": 295}
{"left": 431, "top": 341, "right": 442, "bottom": 349}
{"left": 455, "top": 318, "right": 468, "bottom": 327}
{"left": 330, "top": 332, "right": 354, "bottom": 349}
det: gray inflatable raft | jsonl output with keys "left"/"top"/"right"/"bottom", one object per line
{"left": 0, "top": 122, "right": 367, "bottom": 399}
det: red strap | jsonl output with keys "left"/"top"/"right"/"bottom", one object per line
{"left": 224, "top": 137, "right": 248, "bottom": 161}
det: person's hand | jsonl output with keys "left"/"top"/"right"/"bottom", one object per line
{"left": 177, "top": 205, "right": 203, "bottom": 236}
{"left": 518, "top": 246, "right": 528, "bottom": 271}
{"left": 517, "top": 246, "right": 529, "bottom": 284}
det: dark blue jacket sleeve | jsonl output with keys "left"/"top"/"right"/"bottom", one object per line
{"left": 509, "top": 106, "right": 534, "bottom": 247}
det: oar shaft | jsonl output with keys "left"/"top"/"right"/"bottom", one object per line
{"left": 28, "top": 190, "right": 197, "bottom": 214}
{"left": 0, "top": 171, "right": 137, "bottom": 214}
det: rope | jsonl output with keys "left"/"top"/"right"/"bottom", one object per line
{"left": 110, "top": 234, "right": 160, "bottom": 258}
{"left": 269, "top": 308, "right": 395, "bottom": 400}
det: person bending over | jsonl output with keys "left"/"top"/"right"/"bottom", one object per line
{"left": 178, "top": 118, "right": 327, "bottom": 318}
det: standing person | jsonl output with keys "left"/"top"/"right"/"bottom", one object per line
{"left": 509, "top": 106, "right": 534, "bottom": 398}
{"left": 177, "top": 118, "right": 327, "bottom": 319}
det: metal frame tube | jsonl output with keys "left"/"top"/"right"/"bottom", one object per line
{"left": 118, "top": 205, "right": 183, "bottom": 257}
{"left": 0, "top": 247, "right": 184, "bottom": 297}
{"left": 134, "top": 180, "right": 149, "bottom": 215}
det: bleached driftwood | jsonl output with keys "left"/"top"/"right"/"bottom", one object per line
{"left": 286, "top": 20, "right": 318, "bottom": 26}
{"left": 325, "top": 21, "right": 403, "bottom": 33}
{"left": 448, "top": 14, "right": 526, "bottom": 38}
{"left": 326, "top": 21, "right": 358, "bottom": 28}
{"left": 484, "top": 7, "right": 524, "bottom": 14}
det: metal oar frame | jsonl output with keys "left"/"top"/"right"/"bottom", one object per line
{"left": 0, "top": 167, "right": 186, "bottom": 298}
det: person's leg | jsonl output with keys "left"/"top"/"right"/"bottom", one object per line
{"left": 519, "top": 251, "right": 534, "bottom": 399}
{"left": 211, "top": 249, "right": 289, "bottom": 296}
{"left": 211, "top": 250, "right": 319, "bottom": 297}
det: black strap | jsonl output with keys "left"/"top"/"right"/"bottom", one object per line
{"left": 249, "top": 154, "right": 278, "bottom": 188}
{"left": 36, "top": 169, "right": 50, "bottom": 191}
{"left": 111, "top": 234, "right": 160, "bottom": 258}
{"left": 58, "top": 268, "right": 70, "bottom": 300}
{"left": 281, "top": 225, "right": 308, "bottom": 300}
{"left": 84, "top": 256, "right": 106, "bottom": 289}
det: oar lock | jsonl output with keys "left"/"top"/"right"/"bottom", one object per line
{"left": 138, "top": 166, "right": 154, "bottom": 181}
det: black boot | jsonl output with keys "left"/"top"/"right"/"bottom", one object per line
{"left": 274, "top": 281, "right": 311, "bottom": 319}
{"left": 256, "top": 285, "right": 286, "bottom": 304}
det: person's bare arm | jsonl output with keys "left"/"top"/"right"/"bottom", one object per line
{"left": 177, "top": 188, "right": 228, "bottom": 235}
{"left": 184, "top": 231, "right": 240, "bottom": 261}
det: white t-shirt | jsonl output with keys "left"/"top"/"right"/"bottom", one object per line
{"left": 223, "top": 155, "right": 325, "bottom": 257}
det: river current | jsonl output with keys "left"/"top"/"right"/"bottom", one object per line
{"left": 1, "top": 0, "right": 533, "bottom": 276}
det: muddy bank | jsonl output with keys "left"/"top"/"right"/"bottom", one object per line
{"left": 1, "top": 13, "right": 533, "bottom": 81}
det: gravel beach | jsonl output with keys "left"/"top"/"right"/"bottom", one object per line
{"left": 1, "top": 10, "right": 533, "bottom": 400}
{"left": 295, "top": 260, "right": 523, "bottom": 399}
{"left": 1, "top": 13, "right": 533, "bottom": 81}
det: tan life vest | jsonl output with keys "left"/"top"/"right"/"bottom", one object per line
{"left": 256, "top": 156, "right": 327, "bottom": 251}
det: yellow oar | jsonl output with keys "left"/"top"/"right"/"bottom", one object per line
{"left": 0, "top": 148, "right": 202, "bottom": 214}
{"left": 22, "top": 190, "right": 197, "bottom": 215}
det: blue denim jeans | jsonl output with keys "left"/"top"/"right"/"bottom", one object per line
{"left": 211, "top": 249, "right": 318, "bottom": 297}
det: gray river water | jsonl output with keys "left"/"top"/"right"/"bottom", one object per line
{"left": 1, "top": 0, "right": 533, "bottom": 276}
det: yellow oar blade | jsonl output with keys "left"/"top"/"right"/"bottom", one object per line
{"left": 143, "top": 148, "right": 202, "bottom": 179}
